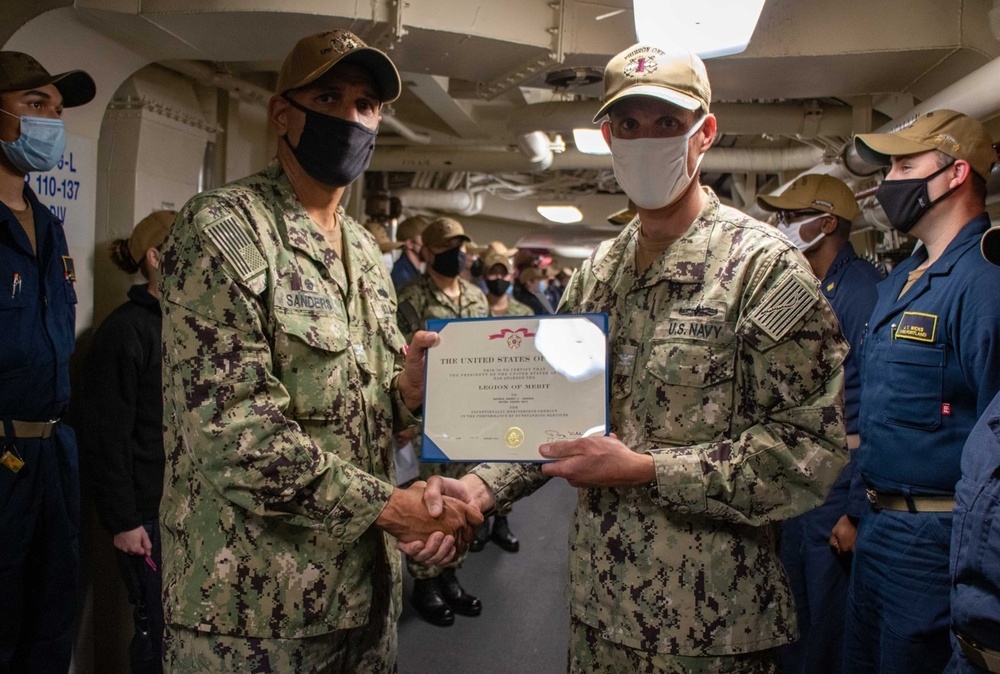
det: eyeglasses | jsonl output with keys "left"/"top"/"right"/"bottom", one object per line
{"left": 776, "top": 209, "right": 823, "bottom": 226}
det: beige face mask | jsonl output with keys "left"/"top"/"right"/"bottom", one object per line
{"left": 610, "top": 115, "right": 706, "bottom": 210}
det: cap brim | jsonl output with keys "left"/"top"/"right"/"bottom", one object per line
{"left": 854, "top": 133, "right": 936, "bottom": 167}
{"left": 51, "top": 70, "right": 96, "bottom": 108}
{"left": 593, "top": 85, "right": 700, "bottom": 123}
{"left": 757, "top": 192, "right": 812, "bottom": 212}
{"left": 982, "top": 227, "right": 1000, "bottom": 266}
{"left": 341, "top": 50, "right": 401, "bottom": 103}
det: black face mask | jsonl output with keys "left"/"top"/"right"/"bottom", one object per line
{"left": 875, "top": 160, "right": 958, "bottom": 233}
{"left": 282, "top": 96, "right": 376, "bottom": 187}
{"left": 432, "top": 247, "right": 466, "bottom": 278}
{"left": 486, "top": 278, "right": 510, "bottom": 296}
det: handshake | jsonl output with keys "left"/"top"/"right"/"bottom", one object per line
{"left": 375, "top": 475, "right": 495, "bottom": 566}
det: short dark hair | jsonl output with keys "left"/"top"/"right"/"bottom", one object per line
{"left": 935, "top": 149, "right": 987, "bottom": 202}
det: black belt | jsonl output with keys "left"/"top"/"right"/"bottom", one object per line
{"left": 0, "top": 419, "right": 59, "bottom": 439}
{"left": 866, "top": 489, "right": 955, "bottom": 513}
{"left": 956, "top": 630, "right": 1000, "bottom": 673}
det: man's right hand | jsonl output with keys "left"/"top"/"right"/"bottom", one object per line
{"left": 113, "top": 526, "right": 152, "bottom": 556}
{"left": 375, "top": 482, "right": 483, "bottom": 566}
{"left": 830, "top": 514, "right": 858, "bottom": 554}
{"left": 397, "top": 474, "right": 496, "bottom": 561}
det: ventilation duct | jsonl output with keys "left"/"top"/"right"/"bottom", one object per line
{"left": 394, "top": 187, "right": 484, "bottom": 216}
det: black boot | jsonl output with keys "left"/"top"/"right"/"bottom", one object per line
{"left": 410, "top": 577, "right": 454, "bottom": 627}
{"left": 469, "top": 519, "right": 490, "bottom": 552}
{"left": 490, "top": 514, "right": 520, "bottom": 553}
{"left": 438, "top": 569, "right": 482, "bottom": 617}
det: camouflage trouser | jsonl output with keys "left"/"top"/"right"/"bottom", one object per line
{"left": 163, "top": 615, "right": 397, "bottom": 674}
{"left": 568, "top": 617, "right": 778, "bottom": 674}
{"left": 406, "top": 460, "right": 472, "bottom": 580}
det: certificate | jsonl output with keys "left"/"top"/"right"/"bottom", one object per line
{"left": 422, "top": 313, "right": 609, "bottom": 462}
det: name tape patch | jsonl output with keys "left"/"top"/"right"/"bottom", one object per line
{"left": 894, "top": 311, "right": 938, "bottom": 343}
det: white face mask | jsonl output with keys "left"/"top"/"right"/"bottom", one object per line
{"left": 777, "top": 214, "right": 826, "bottom": 252}
{"left": 610, "top": 116, "right": 707, "bottom": 210}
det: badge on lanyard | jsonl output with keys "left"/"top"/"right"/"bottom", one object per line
{"left": 1, "top": 446, "right": 25, "bottom": 473}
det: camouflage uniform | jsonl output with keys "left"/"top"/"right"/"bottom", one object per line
{"left": 489, "top": 297, "right": 534, "bottom": 317}
{"left": 396, "top": 273, "right": 487, "bottom": 577}
{"left": 472, "top": 189, "right": 848, "bottom": 660}
{"left": 158, "top": 160, "right": 417, "bottom": 666}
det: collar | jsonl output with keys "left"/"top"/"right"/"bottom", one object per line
{"left": 895, "top": 213, "right": 992, "bottom": 278}
{"left": 127, "top": 283, "right": 161, "bottom": 313}
{"left": 592, "top": 187, "right": 719, "bottom": 290}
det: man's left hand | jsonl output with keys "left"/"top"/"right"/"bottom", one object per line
{"left": 539, "top": 434, "right": 655, "bottom": 488}
{"left": 398, "top": 330, "right": 438, "bottom": 412}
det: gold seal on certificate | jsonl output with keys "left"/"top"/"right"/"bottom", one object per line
{"left": 422, "top": 314, "right": 609, "bottom": 462}
{"left": 504, "top": 427, "right": 525, "bottom": 448}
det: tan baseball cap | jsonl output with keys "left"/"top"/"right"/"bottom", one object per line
{"left": 855, "top": 109, "right": 997, "bottom": 179}
{"left": 364, "top": 221, "right": 403, "bottom": 252}
{"left": 0, "top": 52, "right": 95, "bottom": 108}
{"left": 593, "top": 44, "right": 710, "bottom": 122}
{"left": 482, "top": 251, "right": 513, "bottom": 274}
{"left": 757, "top": 174, "right": 859, "bottom": 221}
{"left": 519, "top": 267, "right": 545, "bottom": 284}
{"left": 484, "top": 240, "right": 518, "bottom": 258}
{"left": 276, "top": 30, "right": 401, "bottom": 103}
{"left": 422, "top": 217, "right": 470, "bottom": 249}
{"left": 982, "top": 226, "right": 1000, "bottom": 266}
{"left": 129, "top": 210, "right": 176, "bottom": 263}
{"left": 396, "top": 216, "right": 429, "bottom": 242}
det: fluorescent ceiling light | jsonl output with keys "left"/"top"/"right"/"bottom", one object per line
{"left": 537, "top": 205, "right": 584, "bottom": 224}
{"left": 633, "top": 0, "right": 767, "bottom": 59}
{"left": 552, "top": 245, "right": 597, "bottom": 259}
{"left": 573, "top": 128, "right": 610, "bottom": 155}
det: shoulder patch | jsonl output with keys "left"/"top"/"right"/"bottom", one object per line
{"left": 750, "top": 270, "right": 817, "bottom": 341}
{"left": 203, "top": 215, "right": 267, "bottom": 283}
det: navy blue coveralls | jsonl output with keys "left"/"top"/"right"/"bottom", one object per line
{"left": 0, "top": 186, "right": 79, "bottom": 674}
{"left": 948, "top": 387, "right": 1000, "bottom": 673}
{"left": 780, "top": 242, "right": 882, "bottom": 674}
{"left": 845, "top": 215, "right": 1000, "bottom": 674}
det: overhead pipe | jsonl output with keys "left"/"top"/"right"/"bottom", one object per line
{"left": 517, "top": 131, "right": 554, "bottom": 171}
{"left": 394, "top": 187, "right": 484, "bottom": 216}
{"left": 841, "top": 54, "right": 1000, "bottom": 176}
{"left": 370, "top": 145, "right": 823, "bottom": 173}
{"left": 507, "top": 100, "right": 878, "bottom": 138}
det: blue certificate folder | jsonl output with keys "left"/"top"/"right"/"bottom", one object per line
{"left": 421, "top": 313, "right": 610, "bottom": 463}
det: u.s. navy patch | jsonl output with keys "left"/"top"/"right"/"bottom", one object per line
{"left": 750, "top": 270, "right": 817, "bottom": 341}
{"left": 204, "top": 215, "right": 267, "bottom": 284}
{"left": 895, "top": 311, "right": 937, "bottom": 343}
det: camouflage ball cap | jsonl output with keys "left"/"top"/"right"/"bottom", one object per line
{"left": 757, "top": 174, "right": 859, "bottom": 221}
{"left": 422, "top": 217, "right": 470, "bottom": 249}
{"left": 855, "top": 109, "right": 997, "bottom": 179}
{"left": 0, "top": 51, "right": 95, "bottom": 108}
{"left": 276, "top": 30, "right": 401, "bottom": 102}
{"left": 593, "top": 44, "right": 711, "bottom": 122}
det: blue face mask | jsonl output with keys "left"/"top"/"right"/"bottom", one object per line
{"left": 538, "top": 280, "right": 548, "bottom": 293}
{"left": 0, "top": 110, "right": 66, "bottom": 174}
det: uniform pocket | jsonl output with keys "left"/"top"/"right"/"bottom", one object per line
{"left": 644, "top": 340, "right": 735, "bottom": 443}
{"left": 273, "top": 307, "right": 351, "bottom": 421}
{"left": 882, "top": 340, "right": 944, "bottom": 430}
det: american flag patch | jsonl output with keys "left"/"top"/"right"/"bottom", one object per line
{"left": 750, "top": 271, "right": 816, "bottom": 341}
{"left": 204, "top": 216, "right": 266, "bottom": 283}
